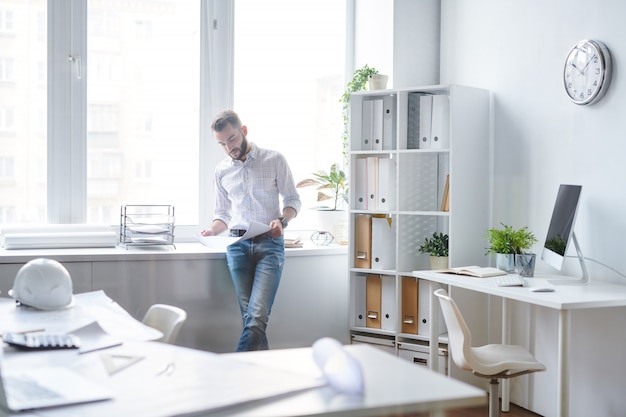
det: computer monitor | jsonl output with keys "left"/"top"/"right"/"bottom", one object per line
{"left": 540, "top": 184, "right": 590, "bottom": 284}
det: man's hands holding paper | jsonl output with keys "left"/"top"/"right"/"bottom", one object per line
{"left": 196, "top": 220, "right": 272, "bottom": 251}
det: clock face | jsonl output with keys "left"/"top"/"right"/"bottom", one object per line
{"left": 563, "top": 40, "right": 612, "bottom": 105}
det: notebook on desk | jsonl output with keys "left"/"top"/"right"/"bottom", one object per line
{"left": 0, "top": 355, "right": 113, "bottom": 411}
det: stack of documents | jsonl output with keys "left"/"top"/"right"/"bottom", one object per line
{"left": 284, "top": 236, "right": 303, "bottom": 248}
{"left": 0, "top": 224, "right": 117, "bottom": 249}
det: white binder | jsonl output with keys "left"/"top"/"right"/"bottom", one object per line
{"left": 361, "top": 100, "right": 373, "bottom": 150}
{"left": 366, "top": 156, "right": 378, "bottom": 210}
{"left": 419, "top": 94, "right": 433, "bottom": 149}
{"left": 382, "top": 95, "right": 395, "bottom": 150}
{"left": 377, "top": 158, "right": 396, "bottom": 211}
{"left": 417, "top": 279, "right": 447, "bottom": 335}
{"left": 354, "top": 158, "right": 368, "bottom": 210}
{"left": 354, "top": 274, "right": 367, "bottom": 327}
{"left": 430, "top": 95, "right": 450, "bottom": 149}
{"left": 420, "top": 94, "right": 433, "bottom": 149}
{"left": 371, "top": 216, "right": 395, "bottom": 270}
{"left": 372, "top": 98, "right": 384, "bottom": 150}
{"left": 381, "top": 275, "right": 396, "bottom": 331}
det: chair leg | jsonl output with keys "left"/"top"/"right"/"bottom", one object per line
{"left": 489, "top": 378, "right": 499, "bottom": 417}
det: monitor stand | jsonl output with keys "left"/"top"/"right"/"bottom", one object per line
{"left": 549, "top": 233, "right": 590, "bottom": 285}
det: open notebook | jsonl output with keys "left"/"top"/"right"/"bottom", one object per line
{"left": 0, "top": 358, "right": 112, "bottom": 412}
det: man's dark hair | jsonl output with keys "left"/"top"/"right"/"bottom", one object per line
{"left": 211, "top": 110, "right": 242, "bottom": 132}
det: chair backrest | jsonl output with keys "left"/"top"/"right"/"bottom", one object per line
{"left": 433, "top": 288, "right": 475, "bottom": 371}
{"left": 142, "top": 303, "right": 187, "bottom": 344}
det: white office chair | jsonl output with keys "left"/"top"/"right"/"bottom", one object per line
{"left": 433, "top": 289, "right": 545, "bottom": 417}
{"left": 142, "top": 303, "right": 187, "bottom": 344}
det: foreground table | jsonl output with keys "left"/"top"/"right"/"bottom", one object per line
{"left": 0, "top": 292, "right": 486, "bottom": 417}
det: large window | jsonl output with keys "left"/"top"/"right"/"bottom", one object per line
{"left": 1, "top": 0, "right": 347, "bottom": 233}
{"left": 86, "top": 1, "right": 200, "bottom": 225}
{"left": 0, "top": 0, "right": 47, "bottom": 224}
{"left": 234, "top": 0, "right": 346, "bottom": 221}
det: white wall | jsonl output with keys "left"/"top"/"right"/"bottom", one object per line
{"left": 440, "top": 1, "right": 626, "bottom": 416}
{"left": 353, "top": 0, "right": 440, "bottom": 88}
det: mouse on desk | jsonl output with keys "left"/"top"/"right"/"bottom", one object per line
{"left": 529, "top": 287, "right": 555, "bottom": 292}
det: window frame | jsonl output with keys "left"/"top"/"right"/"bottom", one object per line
{"left": 46, "top": 0, "right": 233, "bottom": 239}
{"left": 44, "top": 0, "right": 350, "bottom": 239}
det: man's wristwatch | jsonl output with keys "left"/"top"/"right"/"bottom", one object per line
{"left": 278, "top": 217, "right": 288, "bottom": 229}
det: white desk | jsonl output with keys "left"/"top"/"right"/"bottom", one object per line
{"left": 413, "top": 270, "right": 626, "bottom": 417}
{"left": 0, "top": 294, "right": 487, "bottom": 417}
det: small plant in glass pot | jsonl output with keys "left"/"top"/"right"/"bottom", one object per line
{"left": 418, "top": 232, "right": 449, "bottom": 270}
{"left": 485, "top": 223, "right": 537, "bottom": 275}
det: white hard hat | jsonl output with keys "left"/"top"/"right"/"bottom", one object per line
{"left": 9, "top": 258, "right": 75, "bottom": 310}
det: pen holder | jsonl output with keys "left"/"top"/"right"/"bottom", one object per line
{"left": 515, "top": 253, "right": 536, "bottom": 277}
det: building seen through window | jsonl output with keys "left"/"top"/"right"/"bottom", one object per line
{"left": 0, "top": 0, "right": 345, "bottom": 229}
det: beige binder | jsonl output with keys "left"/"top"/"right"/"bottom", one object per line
{"left": 354, "top": 214, "right": 372, "bottom": 269}
{"left": 401, "top": 276, "right": 418, "bottom": 334}
{"left": 366, "top": 274, "right": 382, "bottom": 329}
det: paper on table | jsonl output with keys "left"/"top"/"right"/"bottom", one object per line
{"left": 74, "top": 321, "right": 123, "bottom": 354}
{"left": 0, "top": 290, "right": 162, "bottom": 342}
{"left": 195, "top": 220, "right": 271, "bottom": 250}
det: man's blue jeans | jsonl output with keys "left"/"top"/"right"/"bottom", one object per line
{"left": 226, "top": 234, "right": 284, "bottom": 351}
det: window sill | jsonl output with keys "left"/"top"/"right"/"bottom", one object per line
{"left": 0, "top": 242, "right": 347, "bottom": 264}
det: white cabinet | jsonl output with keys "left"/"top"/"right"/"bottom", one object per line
{"left": 0, "top": 247, "right": 349, "bottom": 353}
{"left": 348, "top": 84, "right": 491, "bottom": 375}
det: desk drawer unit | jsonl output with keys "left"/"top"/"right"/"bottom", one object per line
{"left": 397, "top": 341, "right": 448, "bottom": 375}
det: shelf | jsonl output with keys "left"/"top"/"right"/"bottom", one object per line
{"left": 347, "top": 84, "right": 491, "bottom": 377}
{"left": 349, "top": 327, "right": 396, "bottom": 337}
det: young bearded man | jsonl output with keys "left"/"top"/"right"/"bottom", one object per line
{"left": 201, "top": 110, "right": 301, "bottom": 351}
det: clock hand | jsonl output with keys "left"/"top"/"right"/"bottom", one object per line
{"left": 580, "top": 54, "right": 596, "bottom": 74}
{"left": 570, "top": 48, "right": 585, "bottom": 75}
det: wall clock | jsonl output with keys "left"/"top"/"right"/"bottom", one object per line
{"left": 563, "top": 39, "right": 612, "bottom": 105}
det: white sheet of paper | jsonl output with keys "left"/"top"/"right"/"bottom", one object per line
{"left": 74, "top": 321, "right": 123, "bottom": 354}
{"left": 0, "top": 290, "right": 162, "bottom": 341}
{"left": 196, "top": 220, "right": 271, "bottom": 250}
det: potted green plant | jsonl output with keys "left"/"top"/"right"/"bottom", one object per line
{"left": 296, "top": 163, "right": 348, "bottom": 211}
{"left": 296, "top": 163, "right": 349, "bottom": 242}
{"left": 340, "top": 64, "right": 379, "bottom": 160}
{"left": 485, "top": 223, "right": 537, "bottom": 274}
{"left": 418, "top": 232, "right": 449, "bottom": 270}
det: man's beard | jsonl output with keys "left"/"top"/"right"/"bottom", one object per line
{"left": 231, "top": 133, "right": 248, "bottom": 161}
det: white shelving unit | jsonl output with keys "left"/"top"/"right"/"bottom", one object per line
{"left": 348, "top": 84, "right": 491, "bottom": 378}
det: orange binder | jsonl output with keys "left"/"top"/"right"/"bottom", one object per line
{"left": 366, "top": 274, "right": 381, "bottom": 329}
{"left": 401, "top": 276, "right": 418, "bottom": 334}
{"left": 354, "top": 214, "right": 372, "bottom": 269}
{"left": 440, "top": 174, "right": 450, "bottom": 212}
